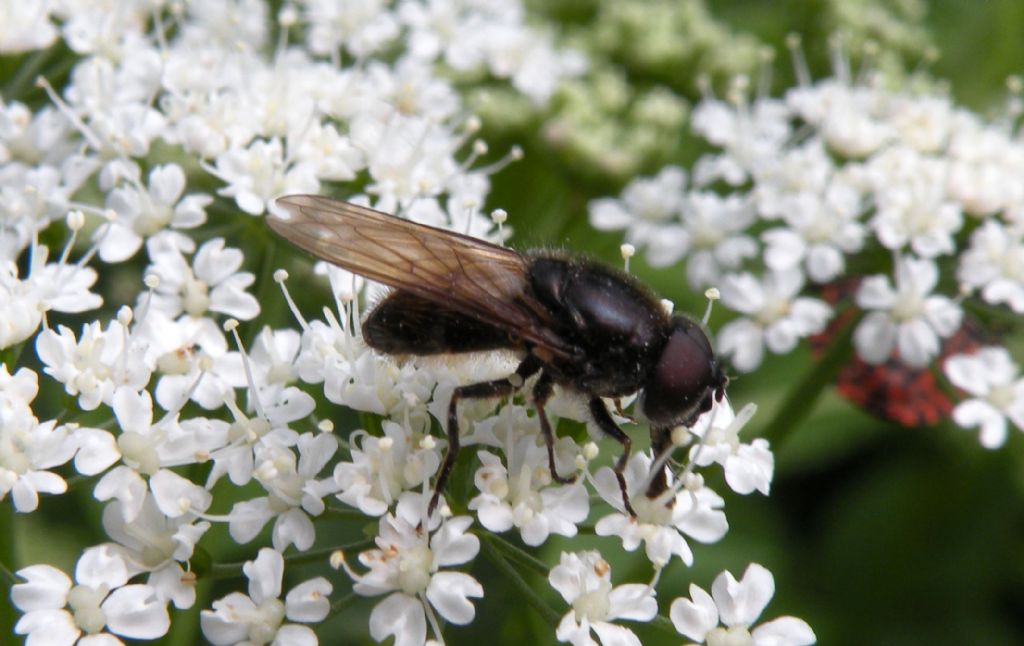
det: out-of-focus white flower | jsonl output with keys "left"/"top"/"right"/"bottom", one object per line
{"left": 548, "top": 550, "right": 657, "bottom": 646}
{"left": 944, "top": 347, "right": 1024, "bottom": 448}
{"left": 201, "top": 547, "right": 332, "bottom": 646}
{"left": 854, "top": 256, "right": 962, "bottom": 368}
{"left": 958, "top": 219, "right": 1024, "bottom": 313}
{"left": 670, "top": 563, "right": 816, "bottom": 646}
{"left": 212, "top": 138, "right": 319, "bottom": 215}
{"left": 718, "top": 269, "right": 832, "bottom": 373}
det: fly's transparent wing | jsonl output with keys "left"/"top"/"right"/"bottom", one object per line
{"left": 269, "top": 195, "right": 573, "bottom": 358}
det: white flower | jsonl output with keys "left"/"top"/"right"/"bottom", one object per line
{"left": 958, "top": 219, "right": 1024, "bottom": 313}
{"left": 102, "top": 492, "right": 210, "bottom": 609}
{"left": 335, "top": 420, "right": 441, "bottom": 516}
{"left": 944, "top": 347, "right": 1024, "bottom": 448}
{"left": 688, "top": 401, "right": 772, "bottom": 496}
{"left": 212, "top": 138, "right": 319, "bottom": 215}
{"left": 98, "top": 163, "right": 211, "bottom": 263}
{"left": 718, "top": 269, "right": 832, "bottom": 373}
{"left": 0, "top": 3, "right": 58, "bottom": 53}
{"left": 548, "top": 550, "right": 657, "bottom": 646}
{"left": 593, "top": 452, "right": 728, "bottom": 567}
{"left": 303, "top": 0, "right": 399, "bottom": 59}
{"left": 201, "top": 548, "right": 332, "bottom": 646}
{"left": 871, "top": 153, "right": 962, "bottom": 258}
{"left": 670, "top": 563, "right": 816, "bottom": 646}
{"left": 854, "top": 256, "right": 962, "bottom": 368}
{"left": 228, "top": 432, "right": 338, "bottom": 552}
{"left": 13, "top": 545, "right": 171, "bottom": 645}
{"left": 145, "top": 236, "right": 260, "bottom": 321}
{"left": 0, "top": 366, "right": 76, "bottom": 512}
{"left": 469, "top": 440, "right": 589, "bottom": 546}
{"left": 36, "top": 319, "right": 121, "bottom": 409}
{"left": 588, "top": 166, "right": 690, "bottom": 267}
{"left": 347, "top": 509, "right": 482, "bottom": 646}
{"left": 761, "top": 179, "right": 866, "bottom": 283}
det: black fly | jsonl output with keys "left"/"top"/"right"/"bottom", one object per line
{"left": 268, "top": 195, "right": 727, "bottom": 517}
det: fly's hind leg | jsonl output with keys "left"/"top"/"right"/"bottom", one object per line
{"left": 589, "top": 398, "right": 636, "bottom": 517}
{"left": 532, "top": 372, "right": 576, "bottom": 485}
{"left": 429, "top": 356, "right": 541, "bottom": 517}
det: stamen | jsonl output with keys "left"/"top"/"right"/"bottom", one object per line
{"left": 35, "top": 76, "right": 104, "bottom": 150}
{"left": 475, "top": 145, "right": 524, "bottom": 175}
{"left": 59, "top": 210, "right": 85, "bottom": 266}
{"left": 274, "top": 269, "right": 310, "bottom": 331}
{"left": 785, "top": 33, "right": 810, "bottom": 88}
{"left": 490, "top": 208, "right": 508, "bottom": 243}
{"left": 756, "top": 46, "right": 775, "bottom": 100}
{"left": 620, "top": 243, "right": 635, "bottom": 274}
{"left": 828, "top": 33, "right": 849, "bottom": 85}
{"left": 224, "top": 318, "right": 268, "bottom": 421}
{"left": 462, "top": 198, "right": 479, "bottom": 236}
{"left": 702, "top": 287, "right": 720, "bottom": 326}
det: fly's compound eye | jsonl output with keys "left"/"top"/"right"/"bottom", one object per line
{"left": 641, "top": 318, "right": 719, "bottom": 428}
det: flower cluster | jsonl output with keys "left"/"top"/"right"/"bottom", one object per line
{"left": 590, "top": 41, "right": 1024, "bottom": 442}
{"left": 0, "top": 2, "right": 813, "bottom": 646}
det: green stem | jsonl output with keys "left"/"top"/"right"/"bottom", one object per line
{"left": 330, "top": 592, "right": 358, "bottom": 615}
{"left": 0, "top": 502, "right": 16, "bottom": 640}
{"left": 479, "top": 530, "right": 549, "bottom": 577}
{"left": 479, "top": 534, "right": 561, "bottom": 627}
{"left": 204, "top": 541, "right": 372, "bottom": 580}
{"left": 756, "top": 312, "right": 858, "bottom": 446}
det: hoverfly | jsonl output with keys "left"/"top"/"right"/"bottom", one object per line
{"left": 268, "top": 195, "right": 727, "bottom": 517}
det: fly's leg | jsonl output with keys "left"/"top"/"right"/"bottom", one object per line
{"left": 532, "top": 373, "right": 576, "bottom": 484}
{"left": 429, "top": 356, "right": 541, "bottom": 517}
{"left": 588, "top": 398, "right": 636, "bottom": 517}
{"left": 646, "top": 426, "right": 673, "bottom": 501}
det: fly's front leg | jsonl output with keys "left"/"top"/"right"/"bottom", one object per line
{"left": 429, "top": 356, "right": 541, "bottom": 517}
{"left": 532, "top": 373, "right": 576, "bottom": 484}
{"left": 646, "top": 426, "right": 672, "bottom": 501}
{"left": 589, "top": 398, "right": 636, "bottom": 517}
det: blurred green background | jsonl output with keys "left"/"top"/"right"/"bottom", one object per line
{"left": 5, "top": 1, "right": 1024, "bottom": 645}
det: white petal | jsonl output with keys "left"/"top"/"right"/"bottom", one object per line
{"left": 12, "top": 566, "right": 71, "bottom": 611}
{"left": 369, "top": 593, "right": 426, "bottom": 646}
{"left": 606, "top": 584, "right": 657, "bottom": 622}
{"left": 76, "top": 545, "right": 128, "bottom": 589}
{"left": 591, "top": 621, "right": 643, "bottom": 646}
{"left": 752, "top": 615, "right": 817, "bottom": 646}
{"left": 150, "top": 469, "right": 212, "bottom": 517}
{"left": 953, "top": 400, "right": 1008, "bottom": 448}
{"left": 102, "top": 585, "right": 170, "bottom": 639}
{"left": 712, "top": 563, "right": 774, "bottom": 628}
{"left": 285, "top": 577, "right": 333, "bottom": 623}
{"left": 725, "top": 440, "right": 775, "bottom": 495}
{"left": 718, "top": 319, "right": 766, "bottom": 373}
{"left": 426, "top": 572, "right": 483, "bottom": 625}
{"left": 669, "top": 584, "right": 718, "bottom": 641}
{"left": 14, "top": 609, "right": 79, "bottom": 646}
{"left": 72, "top": 428, "right": 120, "bottom": 475}
{"left": 272, "top": 508, "right": 316, "bottom": 552}
{"left": 852, "top": 312, "right": 896, "bottom": 364}
{"left": 896, "top": 318, "right": 939, "bottom": 368}
{"left": 244, "top": 548, "right": 284, "bottom": 604}
{"left": 273, "top": 624, "right": 319, "bottom": 646}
